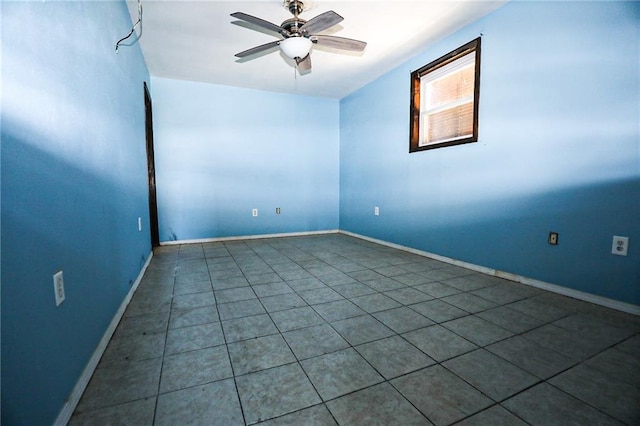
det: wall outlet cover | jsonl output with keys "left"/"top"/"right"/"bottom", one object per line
{"left": 53, "top": 271, "right": 65, "bottom": 306}
{"left": 612, "top": 236, "right": 628, "bottom": 256}
{"left": 548, "top": 232, "right": 559, "bottom": 245}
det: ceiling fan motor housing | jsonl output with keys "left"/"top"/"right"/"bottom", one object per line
{"left": 282, "top": 18, "right": 307, "bottom": 36}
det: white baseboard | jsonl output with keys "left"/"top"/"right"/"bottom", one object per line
{"left": 159, "top": 229, "right": 341, "bottom": 246}
{"left": 54, "top": 251, "right": 154, "bottom": 426}
{"left": 341, "top": 230, "right": 640, "bottom": 316}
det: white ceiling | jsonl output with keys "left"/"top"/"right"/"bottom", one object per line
{"left": 127, "top": 0, "right": 506, "bottom": 99}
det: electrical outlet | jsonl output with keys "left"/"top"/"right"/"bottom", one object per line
{"left": 276, "top": 207, "right": 281, "bottom": 214}
{"left": 53, "top": 271, "right": 65, "bottom": 306}
{"left": 548, "top": 232, "right": 558, "bottom": 245}
{"left": 138, "top": 217, "right": 142, "bottom": 231}
{"left": 252, "top": 208, "right": 258, "bottom": 217}
{"left": 612, "top": 236, "right": 628, "bottom": 256}
{"left": 374, "top": 206, "right": 379, "bottom": 216}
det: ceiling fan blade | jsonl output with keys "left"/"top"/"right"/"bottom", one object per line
{"left": 299, "top": 10, "right": 343, "bottom": 35}
{"left": 311, "top": 35, "right": 367, "bottom": 51}
{"left": 231, "top": 12, "right": 287, "bottom": 36}
{"left": 296, "top": 54, "right": 312, "bottom": 72}
{"left": 235, "top": 40, "right": 281, "bottom": 58}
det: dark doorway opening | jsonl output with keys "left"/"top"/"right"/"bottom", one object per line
{"left": 144, "top": 82, "right": 160, "bottom": 249}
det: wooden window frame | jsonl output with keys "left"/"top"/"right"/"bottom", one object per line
{"left": 410, "top": 37, "right": 481, "bottom": 152}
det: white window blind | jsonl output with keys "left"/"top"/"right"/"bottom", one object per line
{"left": 419, "top": 51, "right": 476, "bottom": 146}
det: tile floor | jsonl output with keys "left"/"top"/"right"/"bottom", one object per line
{"left": 71, "top": 234, "right": 640, "bottom": 425}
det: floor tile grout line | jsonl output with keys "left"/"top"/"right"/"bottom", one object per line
{"left": 210, "top": 247, "right": 572, "bottom": 365}
{"left": 223, "top": 240, "right": 436, "bottom": 423}
{"left": 242, "top": 242, "right": 485, "bottom": 423}
{"left": 163, "top": 248, "right": 625, "bottom": 369}
{"left": 204, "top": 248, "right": 250, "bottom": 426}
{"left": 430, "top": 313, "right": 640, "bottom": 424}
{"left": 241, "top": 244, "right": 339, "bottom": 423}
{"left": 447, "top": 403, "right": 532, "bottom": 426}
{"left": 237, "top": 241, "right": 353, "bottom": 425}
{"left": 76, "top": 235, "right": 640, "bottom": 425}
{"left": 151, "top": 248, "right": 179, "bottom": 425}
{"left": 542, "top": 378, "right": 632, "bottom": 424}
{"left": 291, "top": 264, "right": 627, "bottom": 423}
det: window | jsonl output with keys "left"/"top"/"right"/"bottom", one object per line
{"left": 410, "top": 38, "right": 481, "bottom": 152}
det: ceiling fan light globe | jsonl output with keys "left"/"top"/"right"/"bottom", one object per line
{"left": 279, "top": 37, "right": 312, "bottom": 59}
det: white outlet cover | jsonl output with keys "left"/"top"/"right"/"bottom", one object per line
{"left": 612, "top": 236, "right": 629, "bottom": 256}
{"left": 53, "top": 270, "right": 65, "bottom": 306}
{"left": 252, "top": 209, "right": 258, "bottom": 217}
{"left": 374, "top": 207, "right": 380, "bottom": 216}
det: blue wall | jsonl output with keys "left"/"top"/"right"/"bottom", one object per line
{"left": 1, "top": 1, "right": 150, "bottom": 424}
{"left": 151, "top": 77, "right": 340, "bottom": 242}
{"left": 340, "top": 1, "right": 639, "bottom": 305}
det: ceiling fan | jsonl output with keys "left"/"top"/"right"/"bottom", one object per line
{"left": 231, "top": 0, "right": 367, "bottom": 73}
